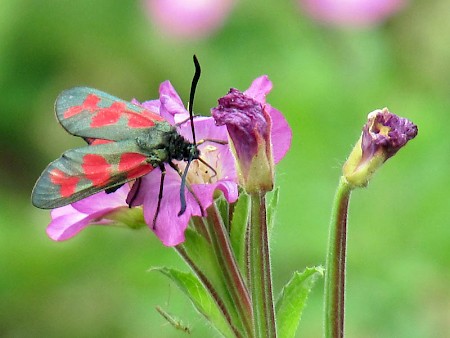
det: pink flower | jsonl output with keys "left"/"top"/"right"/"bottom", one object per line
{"left": 45, "top": 81, "right": 238, "bottom": 247}
{"left": 299, "top": 0, "right": 408, "bottom": 28}
{"left": 45, "top": 77, "right": 291, "bottom": 247}
{"left": 211, "top": 76, "right": 292, "bottom": 193}
{"left": 144, "top": 0, "right": 236, "bottom": 39}
{"left": 131, "top": 81, "right": 239, "bottom": 246}
{"left": 47, "top": 185, "right": 145, "bottom": 241}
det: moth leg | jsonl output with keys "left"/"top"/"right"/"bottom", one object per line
{"left": 168, "top": 161, "right": 181, "bottom": 175}
{"left": 197, "top": 157, "right": 218, "bottom": 180}
{"left": 126, "top": 178, "right": 142, "bottom": 207}
{"left": 195, "top": 139, "right": 228, "bottom": 180}
{"left": 152, "top": 164, "right": 166, "bottom": 229}
{"left": 196, "top": 138, "right": 228, "bottom": 146}
{"left": 105, "top": 183, "right": 125, "bottom": 194}
{"left": 174, "top": 115, "right": 201, "bottom": 127}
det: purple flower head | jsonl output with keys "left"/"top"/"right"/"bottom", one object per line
{"left": 132, "top": 83, "right": 238, "bottom": 246}
{"left": 361, "top": 108, "right": 418, "bottom": 162}
{"left": 144, "top": 0, "right": 236, "bottom": 40}
{"left": 47, "top": 185, "right": 145, "bottom": 241}
{"left": 211, "top": 76, "right": 292, "bottom": 193}
{"left": 213, "top": 89, "right": 269, "bottom": 175}
{"left": 343, "top": 108, "right": 418, "bottom": 187}
{"left": 299, "top": 0, "right": 408, "bottom": 28}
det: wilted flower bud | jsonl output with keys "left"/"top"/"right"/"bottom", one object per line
{"left": 212, "top": 88, "right": 274, "bottom": 193}
{"left": 343, "top": 108, "right": 418, "bottom": 187}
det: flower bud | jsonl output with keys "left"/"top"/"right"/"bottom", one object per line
{"left": 212, "top": 88, "right": 274, "bottom": 193}
{"left": 343, "top": 108, "right": 418, "bottom": 187}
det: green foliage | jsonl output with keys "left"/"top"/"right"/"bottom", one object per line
{"left": 229, "top": 192, "right": 250, "bottom": 273}
{"left": 267, "top": 187, "right": 279, "bottom": 234}
{"left": 152, "top": 267, "right": 235, "bottom": 338}
{"left": 276, "top": 267, "right": 324, "bottom": 338}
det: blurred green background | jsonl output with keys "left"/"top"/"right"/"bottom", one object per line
{"left": 1, "top": 0, "right": 449, "bottom": 337}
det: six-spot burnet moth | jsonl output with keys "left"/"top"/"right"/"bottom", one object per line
{"left": 32, "top": 56, "right": 207, "bottom": 221}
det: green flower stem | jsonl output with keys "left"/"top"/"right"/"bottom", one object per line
{"left": 206, "top": 203, "right": 254, "bottom": 337}
{"left": 324, "top": 176, "right": 353, "bottom": 338}
{"left": 248, "top": 193, "right": 277, "bottom": 338}
{"left": 191, "top": 216, "right": 211, "bottom": 242}
{"left": 175, "top": 245, "right": 242, "bottom": 337}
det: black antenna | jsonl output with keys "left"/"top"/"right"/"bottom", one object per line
{"left": 177, "top": 55, "right": 202, "bottom": 216}
{"left": 188, "top": 55, "right": 201, "bottom": 144}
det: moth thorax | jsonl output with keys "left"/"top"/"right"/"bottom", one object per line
{"left": 168, "top": 132, "right": 198, "bottom": 161}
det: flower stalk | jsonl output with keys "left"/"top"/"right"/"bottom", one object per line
{"left": 323, "top": 176, "right": 352, "bottom": 338}
{"left": 174, "top": 244, "right": 242, "bottom": 337}
{"left": 324, "top": 109, "right": 417, "bottom": 337}
{"left": 248, "top": 193, "right": 277, "bottom": 338}
{"left": 206, "top": 203, "right": 254, "bottom": 337}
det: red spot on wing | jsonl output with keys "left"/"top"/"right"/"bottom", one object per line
{"left": 85, "top": 138, "right": 113, "bottom": 145}
{"left": 82, "top": 154, "right": 111, "bottom": 187}
{"left": 50, "top": 169, "right": 80, "bottom": 198}
{"left": 118, "top": 153, "right": 153, "bottom": 179}
{"left": 64, "top": 94, "right": 101, "bottom": 118}
{"left": 90, "top": 102, "right": 124, "bottom": 128}
{"left": 128, "top": 110, "right": 165, "bottom": 128}
{"left": 63, "top": 92, "right": 165, "bottom": 129}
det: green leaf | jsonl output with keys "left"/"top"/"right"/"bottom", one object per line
{"left": 152, "top": 267, "right": 236, "bottom": 338}
{"left": 181, "top": 227, "right": 223, "bottom": 286}
{"left": 176, "top": 228, "right": 245, "bottom": 334}
{"left": 276, "top": 266, "right": 324, "bottom": 338}
{"left": 229, "top": 192, "right": 250, "bottom": 273}
{"left": 215, "top": 195, "right": 230, "bottom": 230}
{"left": 180, "top": 228, "right": 242, "bottom": 329}
{"left": 267, "top": 187, "right": 279, "bottom": 234}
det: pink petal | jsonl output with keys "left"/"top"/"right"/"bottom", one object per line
{"left": 72, "top": 185, "right": 130, "bottom": 214}
{"left": 268, "top": 105, "right": 292, "bottom": 163}
{"left": 244, "top": 75, "right": 273, "bottom": 103}
{"left": 159, "top": 81, "right": 189, "bottom": 123}
{"left": 137, "top": 99, "right": 161, "bottom": 114}
{"left": 47, "top": 206, "right": 112, "bottom": 241}
{"left": 192, "top": 180, "right": 238, "bottom": 208}
{"left": 178, "top": 116, "right": 228, "bottom": 143}
{"left": 139, "top": 169, "right": 202, "bottom": 246}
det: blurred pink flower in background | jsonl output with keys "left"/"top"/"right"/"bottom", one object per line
{"left": 299, "top": 0, "right": 408, "bottom": 28}
{"left": 145, "top": 0, "right": 236, "bottom": 39}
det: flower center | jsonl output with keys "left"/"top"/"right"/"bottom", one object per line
{"left": 179, "top": 144, "right": 222, "bottom": 185}
{"left": 372, "top": 121, "right": 391, "bottom": 137}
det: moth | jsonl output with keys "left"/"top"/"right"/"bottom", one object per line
{"left": 32, "top": 56, "right": 204, "bottom": 217}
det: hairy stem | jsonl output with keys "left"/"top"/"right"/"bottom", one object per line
{"left": 175, "top": 245, "right": 242, "bottom": 337}
{"left": 206, "top": 203, "right": 254, "bottom": 337}
{"left": 324, "top": 176, "right": 352, "bottom": 338}
{"left": 248, "top": 193, "right": 277, "bottom": 338}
